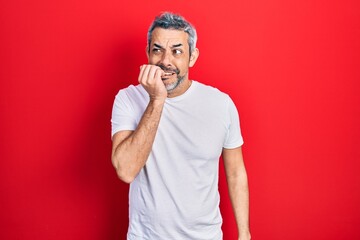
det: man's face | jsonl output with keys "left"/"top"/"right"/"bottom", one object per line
{"left": 148, "top": 28, "right": 194, "bottom": 92}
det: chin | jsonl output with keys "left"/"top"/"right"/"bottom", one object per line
{"left": 165, "top": 77, "right": 185, "bottom": 92}
{"left": 165, "top": 83, "right": 178, "bottom": 92}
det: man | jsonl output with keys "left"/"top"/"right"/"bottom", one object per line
{"left": 111, "top": 12, "right": 250, "bottom": 240}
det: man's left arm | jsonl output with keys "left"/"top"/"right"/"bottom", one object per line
{"left": 222, "top": 147, "right": 251, "bottom": 240}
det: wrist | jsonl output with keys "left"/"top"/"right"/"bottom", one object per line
{"left": 149, "top": 97, "right": 166, "bottom": 105}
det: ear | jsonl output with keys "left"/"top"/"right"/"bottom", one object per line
{"left": 189, "top": 48, "right": 199, "bottom": 67}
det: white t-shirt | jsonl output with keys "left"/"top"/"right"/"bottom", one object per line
{"left": 111, "top": 81, "right": 243, "bottom": 240}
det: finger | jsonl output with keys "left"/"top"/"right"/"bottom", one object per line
{"left": 147, "top": 66, "right": 160, "bottom": 84}
{"left": 155, "top": 68, "right": 164, "bottom": 82}
{"left": 140, "top": 65, "right": 152, "bottom": 85}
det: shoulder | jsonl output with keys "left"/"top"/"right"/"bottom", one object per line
{"left": 115, "top": 84, "right": 148, "bottom": 102}
{"left": 116, "top": 84, "right": 145, "bottom": 97}
{"left": 193, "top": 81, "right": 232, "bottom": 103}
{"left": 113, "top": 85, "right": 149, "bottom": 112}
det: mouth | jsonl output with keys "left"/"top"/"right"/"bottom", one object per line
{"left": 157, "top": 64, "right": 180, "bottom": 80}
{"left": 161, "top": 71, "right": 176, "bottom": 80}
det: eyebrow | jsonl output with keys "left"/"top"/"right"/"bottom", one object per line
{"left": 153, "top": 43, "right": 183, "bottom": 49}
{"left": 153, "top": 43, "right": 163, "bottom": 49}
{"left": 171, "top": 44, "right": 183, "bottom": 48}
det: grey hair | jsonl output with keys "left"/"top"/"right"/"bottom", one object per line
{"left": 147, "top": 12, "right": 197, "bottom": 54}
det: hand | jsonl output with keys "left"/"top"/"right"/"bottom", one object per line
{"left": 138, "top": 64, "right": 167, "bottom": 101}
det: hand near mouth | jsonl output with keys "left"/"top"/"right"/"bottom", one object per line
{"left": 139, "top": 64, "right": 167, "bottom": 101}
{"left": 156, "top": 64, "right": 179, "bottom": 79}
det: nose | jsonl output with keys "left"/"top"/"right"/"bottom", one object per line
{"left": 160, "top": 50, "right": 172, "bottom": 66}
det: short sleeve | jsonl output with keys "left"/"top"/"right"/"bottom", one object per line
{"left": 111, "top": 90, "right": 137, "bottom": 137}
{"left": 223, "top": 97, "right": 244, "bottom": 149}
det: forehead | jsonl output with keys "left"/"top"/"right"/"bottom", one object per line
{"left": 150, "top": 28, "right": 189, "bottom": 47}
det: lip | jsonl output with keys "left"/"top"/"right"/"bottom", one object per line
{"left": 163, "top": 72, "right": 175, "bottom": 76}
{"left": 161, "top": 72, "right": 176, "bottom": 80}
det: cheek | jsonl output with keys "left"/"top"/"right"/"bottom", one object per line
{"left": 177, "top": 60, "right": 190, "bottom": 71}
{"left": 148, "top": 54, "right": 162, "bottom": 63}
{"left": 148, "top": 56, "right": 157, "bottom": 64}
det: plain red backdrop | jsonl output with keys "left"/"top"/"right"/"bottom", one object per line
{"left": 1, "top": 0, "right": 359, "bottom": 239}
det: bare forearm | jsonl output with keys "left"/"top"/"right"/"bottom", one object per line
{"left": 112, "top": 65, "right": 167, "bottom": 183}
{"left": 227, "top": 173, "right": 251, "bottom": 240}
{"left": 112, "top": 99, "right": 164, "bottom": 183}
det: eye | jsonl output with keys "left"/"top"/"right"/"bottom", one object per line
{"left": 173, "top": 49, "right": 183, "bottom": 55}
{"left": 152, "top": 48, "right": 162, "bottom": 54}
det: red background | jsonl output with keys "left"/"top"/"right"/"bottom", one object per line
{"left": 1, "top": 0, "right": 360, "bottom": 239}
